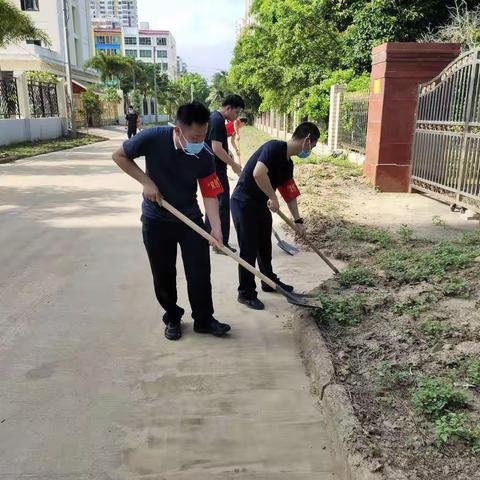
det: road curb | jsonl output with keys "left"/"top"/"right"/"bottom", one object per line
{"left": 292, "top": 311, "right": 385, "bottom": 480}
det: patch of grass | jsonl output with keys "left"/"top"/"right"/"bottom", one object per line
{"left": 442, "top": 277, "right": 472, "bottom": 298}
{"left": 398, "top": 224, "right": 414, "bottom": 243}
{"left": 0, "top": 133, "right": 105, "bottom": 161}
{"left": 421, "top": 319, "right": 446, "bottom": 338}
{"left": 375, "top": 361, "right": 412, "bottom": 392}
{"left": 348, "top": 226, "right": 393, "bottom": 248}
{"left": 393, "top": 293, "right": 438, "bottom": 319}
{"left": 379, "top": 242, "right": 480, "bottom": 283}
{"left": 432, "top": 215, "right": 447, "bottom": 228}
{"left": 465, "top": 359, "right": 480, "bottom": 387}
{"left": 293, "top": 153, "right": 363, "bottom": 178}
{"left": 336, "top": 265, "right": 376, "bottom": 287}
{"left": 313, "top": 293, "right": 367, "bottom": 326}
{"left": 462, "top": 229, "right": 480, "bottom": 246}
{"left": 435, "top": 413, "right": 480, "bottom": 453}
{"left": 412, "top": 376, "right": 467, "bottom": 418}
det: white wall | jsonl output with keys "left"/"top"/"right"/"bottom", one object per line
{"left": 0, "top": 118, "right": 67, "bottom": 146}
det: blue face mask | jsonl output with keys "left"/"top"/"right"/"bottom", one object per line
{"left": 297, "top": 150, "right": 311, "bottom": 159}
{"left": 180, "top": 130, "right": 204, "bottom": 156}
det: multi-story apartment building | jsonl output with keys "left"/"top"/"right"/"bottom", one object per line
{"left": 0, "top": 0, "right": 98, "bottom": 86}
{"left": 122, "top": 25, "right": 177, "bottom": 80}
{"left": 89, "top": 0, "right": 138, "bottom": 28}
{"left": 93, "top": 27, "right": 123, "bottom": 56}
{"left": 176, "top": 56, "right": 187, "bottom": 76}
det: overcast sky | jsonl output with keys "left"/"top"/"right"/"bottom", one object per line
{"left": 138, "top": 0, "right": 245, "bottom": 80}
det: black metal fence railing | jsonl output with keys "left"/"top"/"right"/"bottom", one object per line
{"left": 0, "top": 78, "right": 20, "bottom": 119}
{"left": 338, "top": 90, "right": 369, "bottom": 153}
{"left": 27, "top": 81, "right": 59, "bottom": 118}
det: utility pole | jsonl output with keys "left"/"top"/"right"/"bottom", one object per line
{"left": 153, "top": 46, "right": 158, "bottom": 124}
{"left": 61, "top": 0, "right": 76, "bottom": 135}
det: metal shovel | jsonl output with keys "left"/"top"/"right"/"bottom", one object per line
{"left": 159, "top": 199, "right": 323, "bottom": 309}
{"left": 272, "top": 227, "right": 299, "bottom": 256}
{"left": 276, "top": 209, "right": 339, "bottom": 274}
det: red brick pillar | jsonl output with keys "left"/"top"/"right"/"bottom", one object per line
{"left": 364, "top": 42, "right": 461, "bottom": 192}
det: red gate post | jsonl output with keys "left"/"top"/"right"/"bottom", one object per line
{"left": 364, "top": 42, "right": 461, "bottom": 192}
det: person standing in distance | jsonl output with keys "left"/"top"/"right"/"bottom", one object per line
{"left": 112, "top": 102, "right": 231, "bottom": 341}
{"left": 205, "top": 94, "right": 245, "bottom": 254}
{"left": 125, "top": 105, "right": 140, "bottom": 139}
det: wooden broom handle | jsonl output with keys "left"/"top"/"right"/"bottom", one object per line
{"left": 276, "top": 209, "right": 339, "bottom": 274}
{"left": 159, "top": 199, "right": 278, "bottom": 289}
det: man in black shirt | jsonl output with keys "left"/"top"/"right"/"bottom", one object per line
{"left": 231, "top": 122, "right": 320, "bottom": 310}
{"left": 205, "top": 94, "right": 245, "bottom": 254}
{"left": 125, "top": 105, "right": 140, "bottom": 139}
{"left": 112, "top": 102, "right": 231, "bottom": 340}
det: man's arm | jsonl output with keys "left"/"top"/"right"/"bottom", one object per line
{"left": 203, "top": 197, "right": 222, "bottom": 246}
{"left": 112, "top": 145, "right": 161, "bottom": 202}
{"left": 212, "top": 140, "right": 242, "bottom": 175}
{"left": 253, "top": 162, "right": 280, "bottom": 212}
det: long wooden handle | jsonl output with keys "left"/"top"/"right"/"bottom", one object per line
{"left": 276, "top": 210, "right": 339, "bottom": 274}
{"left": 159, "top": 200, "right": 278, "bottom": 289}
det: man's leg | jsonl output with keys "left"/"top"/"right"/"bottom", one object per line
{"left": 217, "top": 168, "right": 231, "bottom": 246}
{"left": 179, "top": 219, "right": 230, "bottom": 335}
{"left": 231, "top": 198, "right": 260, "bottom": 301}
{"left": 142, "top": 220, "right": 184, "bottom": 323}
{"left": 257, "top": 207, "right": 276, "bottom": 281}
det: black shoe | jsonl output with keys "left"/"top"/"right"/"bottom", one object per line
{"left": 162, "top": 307, "right": 185, "bottom": 325}
{"left": 237, "top": 296, "right": 265, "bottom": 310}
{"left": 194, "top": 318, "right": 231, "bottom": 336}
{"left": 261, "top": 279, "right": 294, "bottom": 293}
{"left": 164, "top": 322, "right": 182, "bottom": 341}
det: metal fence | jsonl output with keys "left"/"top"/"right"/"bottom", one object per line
{"left": 338, "top": 90, "right": 369, "bottom": 153}
{"left": 0, "top": 78, "right": 20, "bottom": 119}
{"left": 27, "top": 81, "right": 59, "bottom": 118}
{"left": 411, "top": 48, "right": 480, "bottom": 214}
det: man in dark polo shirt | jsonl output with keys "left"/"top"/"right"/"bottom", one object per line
{"left": 125, "top": 105, "right": 140, "bottom": 138}
{"left": 112, "top": 102, "right": 231, "bottom": 340}
{"left": 231, "top": 122, "right": 320, "bottom": 310}
{"left": 205, "top": 94, "right": 245, "bottom": 254}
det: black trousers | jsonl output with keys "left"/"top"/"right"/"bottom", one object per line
{"left": 127, "top": 126, "right": 137, "bottom": 139}
{"left": 142, "top": 217, "right": 214, "bottom": 325}
{"left": 205, "top": 167, "right": 230, "bottom": 245}
{"left": 231, "top": 197, "right": 277, "bottom": 299}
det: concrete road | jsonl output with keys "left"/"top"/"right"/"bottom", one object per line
{"left": 0, "top": 129, "right": 345, "bottom": 479}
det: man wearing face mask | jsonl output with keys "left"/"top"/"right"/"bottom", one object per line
{"left": 112, "top": 101, "right": 231, "bottom": 340}
{"left": 231, "top": 122, "right": 320, "bottom": 310}
{"left": 125, "top": 105, "right": 140, "bottom": 139}
{"left": 205, "top": 94, "right": 245, "bottom": 255}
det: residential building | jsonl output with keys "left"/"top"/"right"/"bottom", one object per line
{"left": 123, "top": 26, "right": 177, "bottom": 80}
{"left": 176, "top": 56, "right": 187, "bottom": 75}
{"left": 93, "top": 27, "right": 123, "bottom": 56}
{"left": 0, "top": 0, "right": 99, "bottom": 86}
{"left": 90, "top": 0, "right": 138, "bottom": 28}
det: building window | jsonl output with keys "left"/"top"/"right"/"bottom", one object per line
{"left": 139, "top": 49, "right": 152, "bottom": 58}
{"left": 156, "top": 37, "right": 167, "bottom": 46}
{"left": 26, "top": 39, "right": 41, "bottom": 46}
{"left": 124, "top": 36, "right": 137, "bottom": 45}
{"left": 157, "top": 49, "right": 167, "bottom": 58}
{"left": 162, "top": 63, "right": 168, "bottom": 71}
{"left": 21, "top": 0, "right": 39, "bottom": 11}
{"left": 139, "top": 37, "right": 151, "bottom": 45}
{"left": 125, "top": 49, "right": 137, "bottom": 57}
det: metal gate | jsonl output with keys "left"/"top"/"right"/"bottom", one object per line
{"left": 410, "top": 49, "right": 480, "bottom": 214}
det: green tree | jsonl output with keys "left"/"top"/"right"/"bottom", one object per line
{"left": 84, "top": 53, "right": 130, "bottom": 82}
{"left": 79, "top": 89, "right": 102, "bottom": 131}
{"left": 207, "top": 71, "right": 231, "bottom": 110}
{"left": 0, "top": 0, "right": 49, "bottom": 48}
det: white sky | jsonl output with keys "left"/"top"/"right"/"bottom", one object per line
{"left": 137, "top": 0, "right": 245, "bottom": 79}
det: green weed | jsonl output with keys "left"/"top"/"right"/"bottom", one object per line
{"left": 435, "top": 413, "right": 476, "bottom": 446}
{"left": 336, "top": 266, "right": 375, "bottom": 287}
{"left": 398, "top": 224, "right": 414, "bottom": 243}
{"left": 465, "top": 359, "right": 480, "bottom": 387}
{"left": 393, "top": 294, "right": 438, "bottom": 319}
{"left": 421, "top": 319, "right": 446, "bottom": 338}
{"left": 442, "top": 277, "right": 472, "bottom": 298}
{"left": 412, "top": 376, "right": 467, "bottom": 418}
{"left": 313, "top": 294, "right": 367, "bottom": 326}
{"left": 375, "top": 361, "right": 411, "bottom": 392}
{"left": 432, "top": 216, "right": 447, "bottom": 228}
{"left": 349, "top": 226, "right": 393, "bottom": 248}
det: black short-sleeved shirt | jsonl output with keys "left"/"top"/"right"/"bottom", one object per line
{"left": 205, "top": 110, "right": 228, "bottom": 171}
{"left": 232, "top": 140, "right": 294, "bottom": 203}
{"left": 123, "top": 126, "right": 216, "bottom": 222}
{"left": 126, "top": 112, "right": 139, "bottom": 129}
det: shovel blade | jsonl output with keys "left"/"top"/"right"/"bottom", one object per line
{"left": 276, "top": 285, "right": 324, "bottom": 309}
{"left": 277, "top": 239, "right": 300, "bottom": 256}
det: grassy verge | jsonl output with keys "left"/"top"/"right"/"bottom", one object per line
{"left": 0, "top": 133, "right": 106, "bottom": 163}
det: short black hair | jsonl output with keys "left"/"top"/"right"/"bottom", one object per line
{"left": 239, "top": 116, "right": 248, "bottom": 123}
{"left": 222, "top": 94, "right": 245, "bottom": 109}
{"left": 128, "top": 105, "right": 133, "bottom": 108}
{"left": 292, "top": 122, "right": 321, "bottom": 142}
{"left": 176, "top": 101, "right": 210, "bottom": 126}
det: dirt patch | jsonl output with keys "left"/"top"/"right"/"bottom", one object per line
{"left": 293, "top": 160, "right": 480, "bottom": 480}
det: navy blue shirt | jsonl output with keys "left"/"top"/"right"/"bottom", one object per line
{"left": 205, "top": 110, "right": 228, "bottom": 171}
{"left": 123, "top": 126, "right": 216, "bottom": 222}
{"left": 232, "top": 140, "right": 294, "bottom": 203}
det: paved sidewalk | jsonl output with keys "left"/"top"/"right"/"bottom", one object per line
{"left": 0, "top": 130, "right": 346, "bottom": 479}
